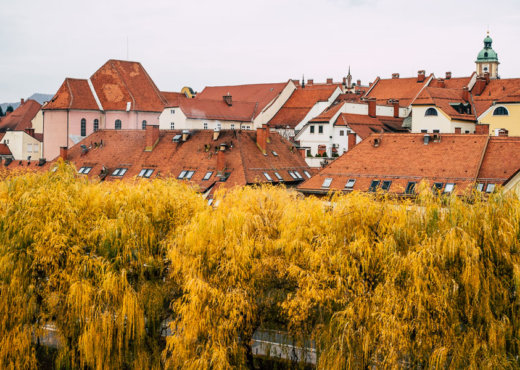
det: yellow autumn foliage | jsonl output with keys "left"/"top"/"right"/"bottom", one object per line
{"left": 0, "top": 163, "right": 519, "bottom": 369}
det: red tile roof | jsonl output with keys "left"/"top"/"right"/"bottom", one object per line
{"left": 365, "top": 74, "right": 433, "bottom": 107}
{"left": 298, "top": 133, "right": 491, "bottom": 195}
{"left": 269, "top": 85, "right": 339, "bottom": 128}
{"left": 334, "top": 113, "right": 405, "bottom": 139}
{"left": 179, "top": 99, "right": 258, "bottom": 122}
{"left": 90, "top": 60, "right": 167, "bottom": 112}
{"left": 473, "top": 78, "right": 520, "bottom": 116}
{"left": 196, "top": 83, "right": 287, "bottom": 117}
{"left": 430, "top": 75, "right": 474, "bottom": 89}
{"left": 57, "top": 129, "right": 313, "bottom": 192}
{"left": 0, "top": 100, "right": 42, "bottom": 131}
{"left": 43, "top": 79, "right": 99, "bottom": 110}
{"left": 477, "top": 137, "right": 520, "bottom": 183}
{"left": 413, "top": 87, "right": 476, "bottom": 121}
{"left": 308, "top": 101, "right": 345, "bottom": 123}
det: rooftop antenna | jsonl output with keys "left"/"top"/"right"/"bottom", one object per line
{"left": 302, "top": 74, "right": 305, "bottom": 89}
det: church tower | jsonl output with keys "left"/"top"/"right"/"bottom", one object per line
{"left": 476, "top": 32, "right": 499, "bottom": 79}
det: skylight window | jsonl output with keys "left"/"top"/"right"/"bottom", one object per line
{"left": 369, "top": 180, "right": 380, "bottom": 192}
{"left": 444, "top": 183, "right": 455, "bottom": 193}
{"left": 185, "top": 171, "right": 195, "bottom": 180}
{"left": 293, "top": 171, "right": 303, "bottom": 180}
{"left": 178, "top": 170, "right": 187, "bottom": 179}
{"left": 112, "top": 168, "right": 128, "bottom": 177}
{"left": 203, "top": 171, "right": 213, "bottom": 180}
{"left": 486, "top": 183, "right": 495, "bottom": 193}
{"left": 138, "top": 169, "right": 154, "bottom": 178}
{"left": 172, "top": 135, "right": 182, "bottom": 142}
{"left": 303, "top": 170, "right": 311, "bottom": 179}
{"left": 288, "top": 171, "right": 298, "bottom": 179}
{"left": 405, "top": 182, "right": 416, "bottom": 195}
{"left": 219, "top": 172, "right": 231, "bottom": 182}
{"left": 78, "top": 167, "right": 92, "bottom": 174}
{"left": 433, "top": 182, "right": 443, "bottom": 192}
{"left": 271, "top": 151, "right": 278, "bottom": 156}
{"left": 322, "top": 178, "right": 333, "bottom": 188}
{"left": 381, "top": 180, "right": 392, "bottom": 191}
{"left": 345, "top": 179, "right": 356, "bottom": 189}
{"left": 263, "top": 172, "right": 273, "bottom": 181}
{"left": 476, "top": 183, "right": 484, "bottom": 192}
{"left": 274, "top": 172, "right": 283, "bottom": 181}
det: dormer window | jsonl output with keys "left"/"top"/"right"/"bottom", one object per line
{"left": 493, "top": 106, "right": 509, "bottom": 116}
{"left": 425, "top": 108, "right": 438, "bottom": 116}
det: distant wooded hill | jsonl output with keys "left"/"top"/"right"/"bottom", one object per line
{"left": 1, "top": 93, "right": 53, "bottom": 112}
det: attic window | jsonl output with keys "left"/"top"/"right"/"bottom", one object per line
{"left": 405, "top": 181, "right": 416, "bottom": 195}
{"left": 274, "top": 172, "right": 283, "bottom": 181}
{"left": 476, "top": 183, "right": 484, "bottom": 192}
{"left": 172, "top": 135, "right": 182, "bottom": 142}
{"left": 288, "top": 171, "right": 298, "bottom": 179}
{"left": 322, "top": 178, "right": 333, "bottom": 188}
{"left": 303, "top": 170, "right": 311, "bottom": 179}
{"left": 433, "top": 182, "right": 443, "bottom": 192}
{"left": 381, "top": 180, "right": 392, "bottom": 191}
{"left": 170, "top": 109, "right": 175, "bottom": 114}
{"left": 185, "top": 170, "right": 195, "bottom": 180}
{"left": 369, "top": 180, "right": 380, "bottom": 192}
{"left": 345, "top": 179, "right": 356, "bottom": 189}
{"left": 112, "top": 168, "right": 128, "bottom": 176}
{"left": 219, "top": 172, "right": 231, "bottom": 182}
{"left": 425, "top": 108, "right": 438, "bottom": 116}
{"left": 444, "top": 183, "right": 455, "bottom": 193}
{"left": 78, "top": 166, "right": 92, "bottom": 174}
{"left": 271, "top": 151, "right": 278, "bottom": 156}
{"left": 486, "top": 183, "right": 496, "bottom": 193}
{"left": 263, "top": 172, "right": 273, "bottom": 181}
{"left": 293, "top": 171, "right": 303, "bottom": 180}
{"left": 178, "top": 170, "right": 187, "bottom": 179}
{"left": 493, "top": 106, "right": 509, "bottom": 116}
{"left": 202, "top": 171, "right": 213, "bottom": 180}
{"left": 138, "top": 169, "right": 154, "bottom": 178}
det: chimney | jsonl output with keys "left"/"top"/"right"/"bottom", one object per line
{"left": 298, "top": 147, "right": 306, "bottom": 158}
{"left": 256, "top": 126, "right": 267, "bottom": 154}
{"left": 445, "top": 72, "right": 452, "bottom": 80}
{"left": 369, "top": 82, "right": 373, "bottom": 87}
{"left": 475, "top": 124, "right": 489, "bottom": 135}
{"left": 473, "top": 77, "right": 487, "bottom": 96}
{"left": 342, "top": 77, "right": 347, "bottom": 85}
{"left": 59, "top": 146, "right": 68, "bottom": 160}
{"left": 262, "top": 123, "right": 271, "bottom": 143}
{"left": 21, "top": 98, "right": 25, "bottom": 105}
{"left": 307, "top": 79, "right": 313, "bottom": 86}
{"left": 392, "top": 100, "right": 400, "bottom": 118}
{"left": 24, "top": 128, "right": 35, "bottom": 137}
{"left": 367, "top": 98, "right": 376, "bottom": 118}
{"left": 357, "top": 79, "right": 361, "bottom": 86}
{"left": 462, "top": 87, "right": 469, "bottom": 102}
{"left": 392, "top": 73, "right": 400, "bottom": 79}
{"left": 223, "top": 94, "right": 232, "bottom": 106}
{"left": 417, "top": 70, "right": 426, "bottom": 83}
{"left": 145, "top": 124, "right": 160, "bottom": 151}
{"left": 437, "top": 78, "right": 445, "bottom": 88}
{"left": 216, "top": 144, "right": 226, "bottom": 172}
{"left": 326, "top": 78, "right": 333, "bottom": 84}
{"left": 213, "top": 128, "right": 220, "bottom": 141}
{"left": 181, "top": 130, "right": 190, "bottom": 142}
{"left": 484, "top": 72, "right": 490, "bottom": 83}
{"left": 293, "top": 80, "right": 300, "bottom": 86}
{"left": 454, "top": 127, "right": 462, "bottom": 134}
{"left": 347, "top": 132, "right": 357, "bottom": 151}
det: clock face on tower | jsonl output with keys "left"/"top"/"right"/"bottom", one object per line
{"left": 483, "top": 64, "right": 489, "bottom": 73}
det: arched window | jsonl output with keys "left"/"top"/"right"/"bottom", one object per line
{"left": 81, "top": 118, "right": 86, "bottom": 136}
{"left": 425, "top": 108, "right": 438, "bottom": 116}
{"left": 115, "top": 119, "right": 122, "bottom": 130}
{"left": 142, "top": 120, "right": 147, "bottom": 130}
{"left": 493, "top": 106, "right": 509, "bottom": 116}
{"left": 93, "top": 119, "right": 99, "bottom": 132}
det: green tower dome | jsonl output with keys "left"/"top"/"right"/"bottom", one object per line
{"left": 476, "top": 33, "right": 498, "bottom": 62}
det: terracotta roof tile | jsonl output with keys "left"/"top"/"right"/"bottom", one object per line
{"left": 298, "top": 133, "right": 489, "bottom": 194}
{"left": 413, "top": 87, "right": 476, "bottom": 121}
{"left": 309, "top": 101, "right": 345, "bottom": 123}
{"left": 0, "top": 144, "right": 11, "bottom": 155}
{"left": 334, "top": 113, "right": 405, "bottom": 139}
{"left": 473, "top": 78, "right": 520, "bottom": 116}
{"left": 43, "top": 79, "right": 98, "bottom": 111}
{"left": 365, "top": 74, "right": 433, "bottom": 107}
{"left": 478, "top": 137, "right": 520, "bottom": 182}
{"left": 161, "top": 91, "right": 186, "bottom": 107}
{"left": 179, "top": 99, "right": 258, "bottom": 122}
{"left": 0, "top": 100, "right": 42, "bottom": 131}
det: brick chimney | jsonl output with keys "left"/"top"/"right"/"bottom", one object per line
{"left": 445, "top": 72, "right": 452, "bottom": 80}
{"left": 417, "top": 70, "right": 426, "bottom": 83}
{"left": 307, "top": 79, "right": 313, "bottom": 86}
{"left": 223, "top": 94, "right": 232, "bottom": 106}
{"left": 392, "top": 73, "right": 400, "bottom": 79}
{"left": 145, "top": 124, "right": 160, "bottom": 151}
{"left": 342, "top": 77, "right": 347, "bottom": 85}
{"left": 216, "top": 144, "right": 226, "bottom": 172}
{"left": 475, "top": 124, "right": 489, "bottom": 135}
{"left": 367, "top": 98, "right": 376, "bottom": 118}
{"left": 473, "top": 77, "right": 487, "bottom": 96}
{"left": 21, "top": 98, "right": 25, "bottom": 105}
{"left": 256, "top": 126, "right": 267, "bottom": 154}
{"left": 60, "top": 146, "right": 68, "bottom": 160}
{"left": 392, "top": 100, "right": 400, "bottom": 118}
{"left": 293, "top": 80, "right": 300, "bottom": 86}
{"left": 462, "top": 87, "right": 469, "bottom": 102}
{"left": 347, "top": 132, "right": 357, "bottom": 151}
{"left": 326, "top": 78, "right": 333, "bottom": 84}
{"left": 357, "top": 79, "right": 361, "bottom": 86}
{"left": 437, "top": 78, "right": 445, "bottom": 88}
{"left": 454, "top": 127, "right": 461, "bottom": 134}
{"left": 24, "top": 128, "right": 35, "bottom": 137}
{"left": 298, "top": 147, "right": 306, "bottom": 158}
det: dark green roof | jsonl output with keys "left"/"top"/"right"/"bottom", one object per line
{"left": 476, "top": 34, "right": 498, "bottom": 62}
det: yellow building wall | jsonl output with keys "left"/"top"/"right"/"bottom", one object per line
{"left": 479, "top": 104, "right": 520, "bottom": 136}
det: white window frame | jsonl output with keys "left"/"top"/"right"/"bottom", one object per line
{"left": 322, "top": 178, "right": 333, "bottom": 188}
{"left": 185, "top": 170, "right": 195, "bottom": 180}
{"left": 274, "top": 172, "right": 283, "bottom": 181}
{"left": 203, "top": 171, "right": 213, "bottom": 180}
{"left": 303, "top": 170, "right": 311, "bottom": 179}
{"left": 178, "top": 170, "right": 187, "bottom": 179}
{"left": 263, "top": 172, "right": 273, "bottom": 181}
{"left": 345, "top": 179, "right": 356, "bottom": 189}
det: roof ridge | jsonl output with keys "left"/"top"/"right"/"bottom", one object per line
{"left": 109, "top": 60, "right": 136, "bottom": 111}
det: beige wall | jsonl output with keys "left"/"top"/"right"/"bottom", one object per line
{"left": 479, "top": 104, "right": 520, "bottom": 136}
{"left": 32, "top": 109, "right": 44, "bottom": 134}
{"left": 411, "top": 106, "right": 475, "bottom": 133}
{"left": 2, "top": 131, "right": 42, "bottom": 160}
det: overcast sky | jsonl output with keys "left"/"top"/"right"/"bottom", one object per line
{"left": 1, "top": 0, "right": 519, "bottom": 102}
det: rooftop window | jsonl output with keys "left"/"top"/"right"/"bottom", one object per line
{"left": 381, "top": 180, "right": 392, "bottom": 191}
{"left": 202, "top": 171, "right": 213, "bottom": 180}
{"left": 444, "top": 183, "right": 455, "bottom": 193}
{"left": 405, "top": 181, "right": 416, "bottom": 195}
{"left": 185, "top": 170, "right": 195, "bottom": 180}
{"left": 112, "top": 168, "right": 128, "bottom": 177}
{"left": 493, "top": 106, "right": 509, "bottom": 116}
{"left": 369, "top": 180, "right": 380, "bottom": 192}
{"left": 271, "top": 150, "right": 278, "bottom": 156}
{"left": 263, "top": 172, "right": 273, "bottom": 181}
{"left": 432, "top": 182, "right": 443, "bottom": 192}
{"left": 288, "top": 171, "right": 298, "bottom": 179}
{"left": 178, "top": 170, "right": 187, "bottom": 179}
{"left": 345, "top": 179, "right": 356, "bottom": 190}
{"left": 172, "top": 134, "right": 182, "bottom": 142}
{"left": 138, "top": 169, "right": 154, "bottom": 178}
{"left": 322, "top": 177, "right": 333, "bottom": 188}
{"left": 293, "top": 171, "right": 303, "bottom": 180}
{"left": 425, "top": 108, "right": 438, "bottom": 116}
{"left": 486, "top": 183, "right": 495, "bottom": 193}
{"left": 476, "top": 183, "right": 484, "bottom": 192}
{"left": 78, "top": 166, "right": 92, "bottom": 174}
{"left": 274, "top": 172, "right": 283, "bottom": 181}
{"left": 303, "top": 170, "right": 311, "bottom": 179}
{"left": 219, "top": 172, "right": 231, "bottom": 182}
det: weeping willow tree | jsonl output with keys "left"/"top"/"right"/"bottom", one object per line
{"left": 0, "top": 162, "right": 205, "bottom": 369}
